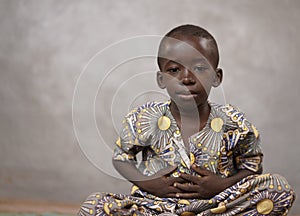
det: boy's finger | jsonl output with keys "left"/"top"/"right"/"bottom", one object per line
{"left": 167, "top": 186, "right": 184, "bottom": 193}
{"left": 179, "top": 173, "right": 200, "bottom": 184}
{"left": 167, "top": 177, "right": 186, "bottom": 184}
{"left": 175, "top": 192, "right": 199, "bottom": 199}
{"left": 191, "top": 164, "right": 212, "bottom": 176}
{"left": 173, "top": 182, "right": 198, "bottom": 192}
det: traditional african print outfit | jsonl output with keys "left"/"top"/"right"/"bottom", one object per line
{"left": 79, "top": 101, "right": 295, "bottom": 216}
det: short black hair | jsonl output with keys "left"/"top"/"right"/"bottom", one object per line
{"left": 157, "top": 24, "right": 219, "bottom": 69}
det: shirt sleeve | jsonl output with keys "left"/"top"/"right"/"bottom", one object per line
{"left": 113, "top": 111, "right": 144, "bottom": 162}
{"left": 112, "top": 106, "right": 171, "bottom": 176}
{"left": 233, "top": 117, "right": 263, "bottom": 173}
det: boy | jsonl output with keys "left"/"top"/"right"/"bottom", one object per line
{"left": 79, "top": 24, "right": 295, "bottom": 215}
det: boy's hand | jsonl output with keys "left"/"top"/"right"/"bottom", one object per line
{"left": 134, "top": 165, "right": 186, "bottom": 198}
{"left": 173, "top": 164, "right": 230, "bottom": 199}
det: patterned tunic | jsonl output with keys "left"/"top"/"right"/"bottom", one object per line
{"left": 79, "top": 101, "right": 295, "bottom": 216}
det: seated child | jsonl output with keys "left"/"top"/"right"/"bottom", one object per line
{"left": 79, "top": 24, "right": 295, "bottom": 215}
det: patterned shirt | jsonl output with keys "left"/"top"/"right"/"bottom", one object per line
{"left": 113, "top": 101, "right": 263, "bottom": 179}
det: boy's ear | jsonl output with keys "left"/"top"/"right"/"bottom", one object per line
{"left": 156, "top": 71, "right": 166, "bottom": 89}
{"left": 212, "top": 68, "right": 223, "bottom": 87}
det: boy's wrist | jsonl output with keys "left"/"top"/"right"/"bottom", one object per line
{"left": 226, "top": 169, "right": 256, "bottom": 188}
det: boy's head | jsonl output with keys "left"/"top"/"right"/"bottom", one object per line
{"left": 157, "top": 24, "right": 220, "bottom": 70}
{"left": 156, "top": 24, "right": 223, "bottom": 110}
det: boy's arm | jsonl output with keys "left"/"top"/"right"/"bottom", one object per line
{"left": 113, "top": 113, "right": 185, "bottom": 198}
{"left": 113, "top": 159, "right": 185, "bottom": 198}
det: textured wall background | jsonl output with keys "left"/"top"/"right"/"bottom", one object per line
{"left": 0, "top": 0, "right": 299, "bottom": 213}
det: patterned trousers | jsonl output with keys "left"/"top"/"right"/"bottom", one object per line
{"left": 78, "top": 174, "right": 295, "bottom": 216}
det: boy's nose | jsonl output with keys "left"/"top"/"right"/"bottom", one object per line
{"left": 180, "top": 68, "right": 195, "bottom": 85}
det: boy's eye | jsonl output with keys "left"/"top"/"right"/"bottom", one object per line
{"left": 193, "top": 65, "right": 208, "bottom": 72}
{"left": 166, "top": 67, "right": 180, "bottom": 73}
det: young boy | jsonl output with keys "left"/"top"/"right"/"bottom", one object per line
{"left": 79, "top": 25, "right": 295, "bottom": 215}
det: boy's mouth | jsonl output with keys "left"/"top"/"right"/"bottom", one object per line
{"left": 176, "top": 91, "right": 198, "bottom": 100}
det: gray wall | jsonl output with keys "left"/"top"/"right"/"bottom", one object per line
{"left": 1, "top": 0, "right": 300, "bottom": 213}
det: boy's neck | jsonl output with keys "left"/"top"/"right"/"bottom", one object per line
{"left": 169, "top": 100, "right": 210, "bottom": 132}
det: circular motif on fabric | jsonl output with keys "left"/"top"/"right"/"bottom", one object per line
{"left": 210, "top": 117, "right": 224, "bottom": 132}
{"left": 256, "top": 198, "right": 274, "bottom": 215}
{"left": 157, "top": 116, "right": 171, "bottom": 131}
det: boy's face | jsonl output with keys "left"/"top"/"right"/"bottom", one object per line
{"left": 157, "top": 35, "right": 222, "bottom": 111}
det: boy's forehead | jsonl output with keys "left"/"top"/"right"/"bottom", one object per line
{"left": 159, "top": 36, "right": 213, "bottom": 64}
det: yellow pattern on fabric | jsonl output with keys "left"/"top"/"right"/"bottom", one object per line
{"left": 210, "top": 117, "right": 224, "bottom": 132}
{"left": 210, "top": 205, "right": 227, "bottom": 213}
{"left": 131, "top": 185, "right": 139, "bottom": 194}
{"left": 103, "top": 203, "right": 110, "bottom": 214}
{"left": 252, "top": 124, "right": 259, "bottom": 138}
{"left": 157, "top": 116, "right": 171, "bottom": 131}
{"left": 180, "top": 212, "right": 195, "bottom": 216}
{"left": 256, "top": 199, "right": 274, "bottom": 214}
{"left": 178, "top": 199, "right": 191, "bottom": 205}
{"left": 116, "top": 137, "right": 121, "bottom": 147}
